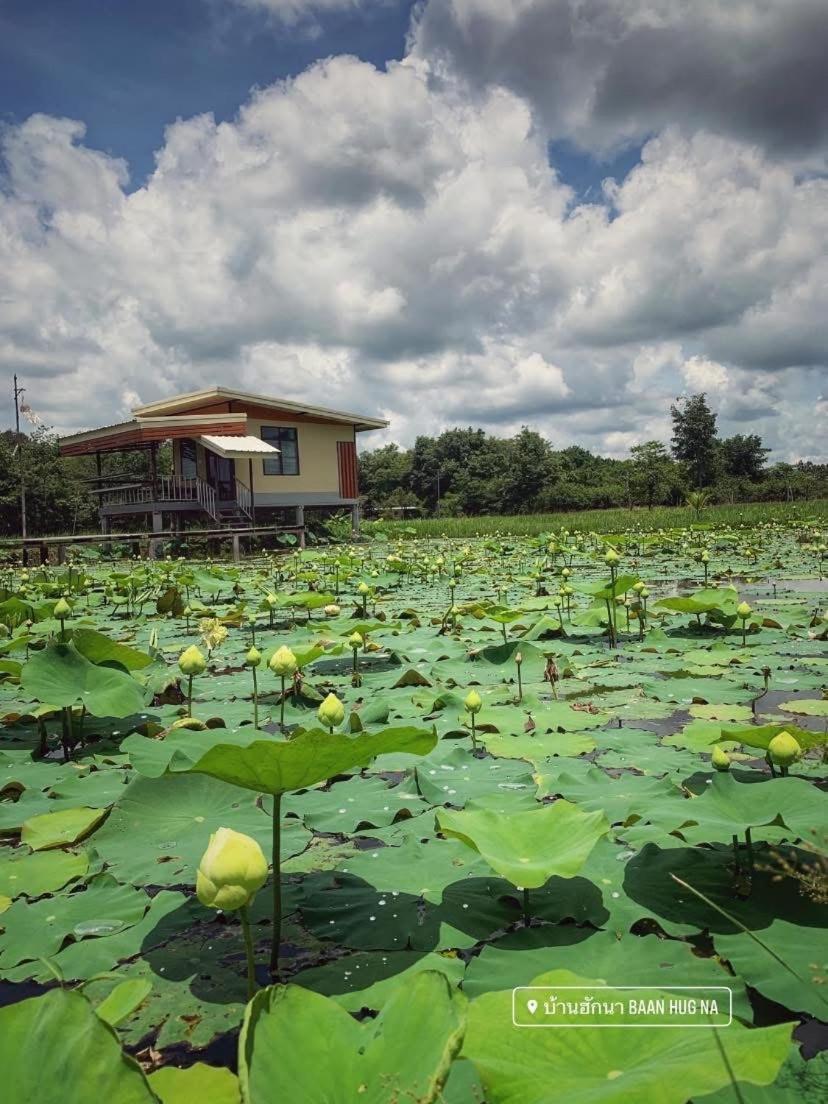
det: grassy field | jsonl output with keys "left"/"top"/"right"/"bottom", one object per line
{"left": 365, "top": 499, "right": 828, "bottom": 539}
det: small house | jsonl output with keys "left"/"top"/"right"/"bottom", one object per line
{"left": 59, "top": 387, "right": 387, "bottom": 535}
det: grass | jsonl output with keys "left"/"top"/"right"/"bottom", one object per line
{"left": 365, "top": 499, "right": 828, "bottom": 539}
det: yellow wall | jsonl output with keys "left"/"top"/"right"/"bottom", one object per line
{"left": 172, "top": 419, "right": 354, "bottom": 495}
{"left": 237, "top": 418, "right": 352, "bottom": 493}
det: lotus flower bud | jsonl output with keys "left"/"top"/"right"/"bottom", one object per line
{"left": 196, "top": 827, "right": 268, "bottom": 912}
{"left": 324, "top": 603, "right": 341, "bottom": 617}
{"left": 561, "top": 568, "right": 571, "bottom": 579}
{"left": 515, "top": 651, "right": 523, "bottom": 666}
{"left": 711, "top": 745, "right": 731, "bottom": 771}
{"left": 269, "top": 645, "right": 297, "bottom": 675}
{"left": 639, "top": 587, "right": 649, "bottom": 599}
{"left": 736, "top": 601, "right": 752, "bottom": 620}
{"left": 701, "top": 551, "right": 710, "bottom": 563}
{"left": 245, "top": 645, "right": 262, "bottom": 667}
{"left": 348, "top": 631, "right": 363, "bottom": 650}
{"left": 265, "top": 593, "right": 279, "bottom": 608}
{"left": 604, "top": 548, "right": 620, "bottom": 565}
{"left": 768, "top": 731, "right": 801, "bottom": 767}
{"left": 357, "top": 582, "right": 370, "bottom": 595}
{"left": 178, "top": 645, "right": 207, "bottom": 676}
{"left": 632, "top": 581, "right": 645, "bottom": 594}
{"left": 317, "top": 692, "right": 345, "bottom": 730}
{"left": 464, "top": 689, "right": 482, "bottom": 715}
{"left": 54, "top": 597, "right": 71, "bottom": 618}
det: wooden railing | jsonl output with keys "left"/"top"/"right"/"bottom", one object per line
{"left": 235, "top": 480, "right": 253, "bottom": 518}
{"left": 100, "top": 476, "right": 218, "bottom": 520}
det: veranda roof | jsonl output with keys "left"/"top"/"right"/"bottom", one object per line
{"left": 199, "top": 434, "right": 280, "bottom": 459}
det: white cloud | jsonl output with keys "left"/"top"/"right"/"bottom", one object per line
{"left": 0, "top": 2, "right": 826, "bottom": 464}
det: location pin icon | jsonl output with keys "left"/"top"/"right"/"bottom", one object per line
{"left": 526, "top": 999, "right": 538, "bottom": 1015}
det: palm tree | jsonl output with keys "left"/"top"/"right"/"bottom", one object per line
{"left": 685, "top": 490, "right": 711, "bottom": 519}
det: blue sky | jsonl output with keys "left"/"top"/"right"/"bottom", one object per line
{"left": 1, "top": 1, "right": 825, "bottom": 460}
{"left": 0, "top": 0, "right": 417, "bottom": 184}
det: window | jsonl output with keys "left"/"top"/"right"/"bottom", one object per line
{"left": 261, "top": 426, "right": 299, "bottom": 475}
{"left": 180, "top": 438, "right": 197, "bottom": 479}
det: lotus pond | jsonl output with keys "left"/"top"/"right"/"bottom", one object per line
{"left": 0, "top": 522, "right": 826, "bottom": 1103}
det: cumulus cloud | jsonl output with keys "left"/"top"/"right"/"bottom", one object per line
{"left": 410, "top": 0, "right": 828, "bottom": 159}
{"left": 0, "top": 1, "right": 826, "bottom": 463}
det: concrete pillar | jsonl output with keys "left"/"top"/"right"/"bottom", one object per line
{"left": 294, "top": 504, "right": 305, "bottom": 527}
{"left": 232, "top": 533, "right": 241, "bottom": 562}
{"left": 149, "top": 511, "right": 163, "bottom": 559}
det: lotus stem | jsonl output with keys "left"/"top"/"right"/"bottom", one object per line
{"left": 270, "top": 793, "right": 282, "bottom": 975}
{"left": 744, "top": 827, "right": 754, "bottom": 873}
{"left": 470, "top": 714, "right": 477, "bottom": 751}
{"left": 279, "top": 675, "right": 286, "bottom": 730}
{"left": 240, "top": 904, "right": 257, "bottom": 1001}
{"left": 187, "top": 673, "right": 194, "bottom": 717}
{"left": 523, "top": 887, "right": 531, "bottom": 925}
{"left": 731, "top": 834, "right": 740, "bottom": 872}
{"left": 252, "top": 666, "right": 259, "bottom": 729}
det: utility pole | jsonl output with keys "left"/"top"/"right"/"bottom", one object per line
{"left": 13, "top": 375, "right": 27, "bottom": 539}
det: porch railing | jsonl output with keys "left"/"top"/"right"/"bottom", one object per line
{"left": 100, "top": 476, "right": 218, "bottom": 521}
{"left": 235, "top": 480, "right": 253, "bottom": 518}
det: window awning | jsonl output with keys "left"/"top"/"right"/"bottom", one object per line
{"left": 200, "top": 434, "right": 280, "bottom": 459}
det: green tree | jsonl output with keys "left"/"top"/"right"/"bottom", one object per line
{"left": 719, "top": 434, "right": 770, "bottom": 480}
{"left": 630, "top": 441, "right": 674, "bottom": 508}
{"left": 500, "top": 428, "right": 553, "bottom": 514}
{"left": 670, "top": 393, "right": 719, "bottom": 488}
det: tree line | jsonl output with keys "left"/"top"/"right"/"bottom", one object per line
{"left": 359, "top": 393, "right": 828, "bottom": 517}
{"left": 1, "top": 393, "right": 825, "bottom": 535}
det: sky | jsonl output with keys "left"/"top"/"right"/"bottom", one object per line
{"left": 1, "top": 0, "right": 826, "bottom": 461}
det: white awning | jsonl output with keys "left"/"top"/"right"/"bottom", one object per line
{"left": 200, "top": 434, "right": 280, "bottom": 459}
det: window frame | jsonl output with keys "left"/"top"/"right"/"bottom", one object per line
{"left": 261, "top": 426, "right": 300, "bottom": 476}
{"left": 179, "top": 437, "right": 198, "bottom": 480}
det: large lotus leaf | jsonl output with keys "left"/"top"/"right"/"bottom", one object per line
{"left": 480, "top": 728, "right": 595, "bottom": 766}
{"left": 674, "top": 773, "right": 826, "bottom": 846}
{"left": 91, "top": 772, "right": 309, "bottom": 886}
{"left": 0, "top": 873, "right": 148, "bottom": 971}
{"left": 696, "top": 1048, "right": 828, "bottom": 1104}
{"left": 284, "top": 773, "right": 425, "bottom": 834}
{"left": 546, "top": 767, "right": 684, "bottom": 826}
{"left": 462, "top": 969, "right": 792, "bottom": 1104}
{"left": 416, "top": 745, "right": 536, "bottom": 806}
{"left": 575, "top": 574, "right": 639, "bottom": 599}
{"left": 717, "top": 721, "right": 826, "bottom": 753}
{"left": 463, "top": 929, "right": 750, "bottom": 1019}
{"left": 148, "top": 1064, "right": 240, "bottom": 1104}
{"left": 167, "top": 725, "right": 437, "bottom": 795}
{"left": 656, "top": 586, "right": 739, "bottom": 615}
{"left": 3, "top": 890, "right": 198, "bottom": 983}
{"left": 713, "top": 919, "right": 828, "bottom": 1019}
{"left": 291, "top": 949, "right": 467, "bottom": 1012}
{"left": 0, "top": 846, "right": 88, "bottom": 898}
{"left": 622, "top": 843, "right": 828, "bottom": 936}
{"left": 436, "top": 800, "right": 609, "bottom": 889}
{"left": 71, "top": 628, "right": 154, "bottom": 671}
{"left": 21, "top": 643, "right": 149, "bottom": 717}
{"left": 239, "top": 972, "right": 466, "bottom": 1104}
{"left": 778, "top": 697, "right": 828, "bottom": 717}
{"left": 0, "top": 988, "right": 155, "bottom": 1104}
{"left": 21, "top": 805, "right": 109, "bottom": 850}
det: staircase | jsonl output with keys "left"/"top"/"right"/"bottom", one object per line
{"left": 217, "top": 480, "right": 254, "bottom": 528}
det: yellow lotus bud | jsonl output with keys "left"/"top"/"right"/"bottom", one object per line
{"left": 178, "top": 645, "right": 207, "bottom": 676}
{"left": 736, "top": 601, "right": 752, "bottom": 620}
{"left": 170, "top": 716, "right": 207, "bottom": 731}
{"left": 768, "top": 731, "right": 801, "bottom": 767}
{"left": 357, "top": 582, "right": 370, "bottom": 595}
{"left": 639, "top": 587, "right": 649, "bottom": 599}
{"left": 246, "top": 645, "right": 262, "bottom": 667}
{"left": 701, "top": 551, "right": 710, "bottom": 562}
{"left": 318, "top": 692, "right": 345, "bottom": 730}
{"left": 515, "top": 651, "right": 523, "bottom": 666}
{"left": 269, "top": 644, "right": 297, "bottom": 676}
{"left": 711, "top": 745, "right": 731, "bottom": 771}
{"left": 324, "top": 604, "right": 341, "bottom": 617}
{"left": 54, "top": 597, "right": 72, "bottom": 618}
{"left": 604, "top": 548, "right": 620, "bottom": 565}
{"left": 464, "top": 689, "right": 482, "bottom": 715}
{"left": 196, "top": 827, "right": 268, "bottom": 912}
{"left": 632, "top": 581, "right": 645, "bottom": 593}
{"left": 348, "top": 632, "right": 363, "bottom": 650}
